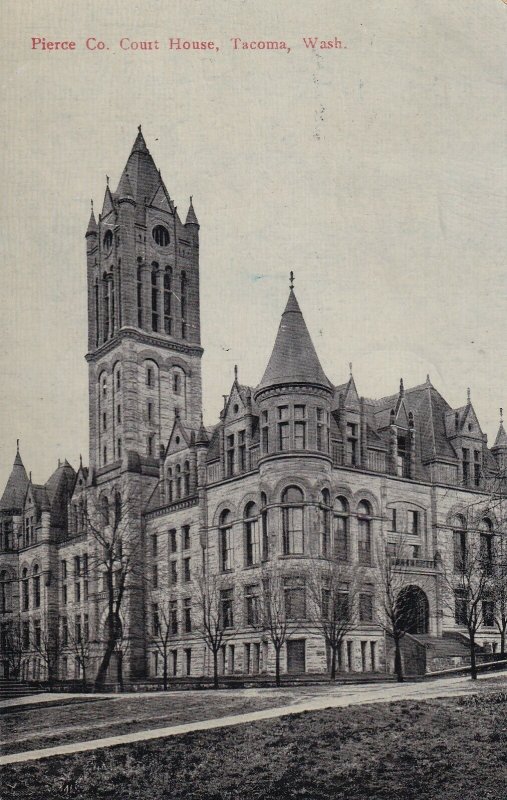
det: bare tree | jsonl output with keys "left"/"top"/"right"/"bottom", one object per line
{"left": 375, "top": 536, "right": 416, "bottom": 683}
{"left": 66, "top": 616, "right": 92, "bottom": 690}
{"left": 256, "top": 563, "right": 303, "bottom": 687}
{"left": 1, "top": 617, "right": 22, "bottom": 679}
{"left": 148, "top": 597, "right": 174, "bottom": 690}
{"left": 304, "top": 557, "right": 362, "bottom": 680}
{"left": 31, "top": 617, "right": 60, "bottom": 686}
{"left": 491, "top": 559, "right": 507, "bottom": 654}
{"left": 441, "top": 528, "right": 497, "bottom": 680}
{"left": 193, "top": 561, "right": 228, "bottom": 689}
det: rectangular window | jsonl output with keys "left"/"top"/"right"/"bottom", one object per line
{"left": 169, "top": 529, "right": 177, "bottom": 553}
{"left": 346, "top": 423, "right": 358, "bottom": 465}
{"left": 152, "top": 563, "right": 158, "bottom": 588}
{"left": 220, "top": 588, "right": 234, "bottom": 629}
{"left": 226, "top": 434, "right": 235, "bottom": 476}
{"left": 62, "top": 584, "right": 67, "bottom": 605}
{"left": 294, "top": 421, "right": 306, "bottom": 450}
{"left": 262, "top": 425, "right": 269, "bottom": 453}
{"left": 245, "top": 518, "right": 261, "bottom": 566}
{"left": 146, "top": 367, "right": 153, "bottom": 387}
{"left": 117, "top": 403, "right": 121, "bottom": 423}
{"left": 359, "top": 592, "right": 374, "bottom": 622}
{"left": 34, "top": 619, "right": 41, "bottom": 649}
{"left": 220, "top": 526, "right": 234, "bottom": 572}
{"left": 455, "top": 589, "right": 468, "bottom": 626}
{"left": 33, "top": 576, "right": 41, "bottom": 608}
{"left": 61, "top": 617, "right": 68, "bottom": 647}
{"left": 358, "top": 520, "right": 371, "bottom": 566}
{"left": 170, "top": 560, "right": 178, "bottom": 585}
{"left": 102, "top": 412, "right": 107, "bottom": 431}
{"left": 74, "top": 556, "right": 81, "bottom": 578}
{"left": 278, "top": 421, "right": 290, "bottom": 451}
{"left": 170, "top": 601, "right": 178, "bottom": 635}
{"left": 183, "top": 557, "right": 191, "bottom": 583}
{"left": 391, "top": 509, "right": 397, "bottom": 532}
{"left": 147, "top": 401, "right": 153, "bottom": 422}
{"left": 397, "top": 436, "right": 409, "bottom": 477}
{"left": 22, "top": 621, "right": 30, "bottom": 649}
{"left": 407, "top": 510, "right": 419, "bottom": 535}
{"left": 183, "top": 597, "right": 192, "bottom": 632}
{"left": 75, "top": 615, "right": 82, "bottom": 644}
{"left": 482, "top": 600, "right": 494, "bottom": 627}
{"left": 82, "top": 554, "right": 88, "bottom": 576}
{"left": 282, "top": 506, "right": 304, "bottom": 555}
{"left": 481, "top": 534, "right": 494, "bottom": 576}
{"left": 84, "top": 614, "right": 89, "bottom": 642}
{"left": 171, "top": 649, "right": 178, "bottom": 676}
{"left": 454, "top": 530, "right": 467, "bottom": 573}
{"left": 462, "top": 448, "right": 470, "bottom": 486}
{"left": 182, "top": 525, "right": 191, "bottom": 550}
{"left": 238, "top": 430, "right": 247, "bottom": 472}
{"left": 151, "top": 534, "right": 158, "bottom": 557}
{"left": 75, "top": 582, "right": 81, "bottom": 602}
{"left": 185, "top": 648, "right": 192, "bottom": 676}
{"left": 284, "top": 578, "right": 306, "bottom": 620}
{"left": 245, "top": 584, "right": 260, "bottom": 625}
{"left": 152, "top": 603, "right": 160, "bottom": 635}
{"left": 474, "top": 450, "right": 481, "bottom": 487}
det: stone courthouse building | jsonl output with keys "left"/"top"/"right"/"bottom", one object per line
{"left": 1, "top": 129, "right": 505, "bottom": 683}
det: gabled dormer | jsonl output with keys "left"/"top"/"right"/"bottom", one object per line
{"left": 162, "top": 413, "right": 196, "bottom": 503}
{"left": 221, "top": 369, "right": 257, "bottom": 477}
{"left": 445, "top": 389, "right": 485, "bottom": 488}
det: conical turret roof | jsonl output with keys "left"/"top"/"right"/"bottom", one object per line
{"left": 493, "top": 421, "right": 507, "bottom": 449}
{"left": 116, "top": 127, "right": 162, "bottom": 205}
{"left": 185, "top": 197, "right": 199, "bottom": 226}
{"left": 85, "top": 206, "right": 98, "bottom": 237}
{"left": 256, "top": 289, "right": 331, "bottom": 394}
{"left": 0, "top": 444, "right": 29, "bottom": 511}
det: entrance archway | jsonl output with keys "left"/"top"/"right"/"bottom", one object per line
{"left": 396, "top": 585, "right": 429, "bottom": 635}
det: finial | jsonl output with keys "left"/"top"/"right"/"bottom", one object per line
{"left": 106, "top": 175, "right": 109, "bottom": 186}
{"left": 58, "top": 458, "right": 61, "bottom": 468}
{"left": 222, "top": 394, "right": 228, "bottom": 409}
{"left": 234, "top": 364, "right": 238, "bottom": 381}
{"left": 79, "top": 453, "right": 83, "bottom": 468}
{"left": 138, "top": 124, "right": 142, "bottom": 133}
{"left": 426, "top": 373, "right": 430, "bottom": 383}
{"left": 349, "top": 361, "right": 353, "bottom": 377}
{"left": 190, "top": 195, "right": 193, "bottom": 204}
{"left": 501, "top": 408, "right": 504, "bottom": 425}
{"left": 467, "top": 387, "right": 471, "bottom": 404}
{"left": 16, "top": 439, "right": 19, "bottom": 454}
{"left": 400, "top": 378, "right": 404, "bottom": 395}
{"left": 200, "top": 411, "right": 204, "bottom": 425}
{"left": 29, "top": 471, "right": 32, "bottom": 482}
{"left": 90, "top": 199, "right": 94, "bottom": 212}
{"left": 289, "top": 271, "right": 294, "bottom": 290}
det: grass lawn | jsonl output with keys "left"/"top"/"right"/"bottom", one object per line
{"left": 1, "top": 691, "right": 506, "bottom": 799}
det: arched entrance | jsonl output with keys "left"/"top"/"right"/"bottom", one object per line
{"left": 396, "top": 585, "right": 429, "bottom": 635}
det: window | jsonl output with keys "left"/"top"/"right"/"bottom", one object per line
{"left": 147, "top": 434, "right": 154, "bottom": 457}
{"left": 146, "top": 366, "right": 154, "bottom": 387}
{"left": 220, "top": 588, "right": 234, "bottom": 629}
{"left": 261, "top": 493, "right": 269, "bottom": 561}
{"left": 75, "top": 582, "right": 81, "bottom": 602}
{"left": 152, "top": 603, "right": 160, "bottom": 636}
{"left": 453, "top": 516, "right": 467, "bottom": 573}
{"left": 390, "top": 509, "right": 397, "bottom": 532}
{"left": 245, "top": 584, "right": 260, "bottom": 625}
{"left": 33, "top": 566, "right": 41, "bottom": 609}
{"left": 153, "top": 225, "right": 170, "bottom": 247}
{"left": 84, "top": 614, "right": 89, "bottom": 642}
{"left": 278, "top": 406, "right": 290, "bottom": 451}
{"left": 0, "top": 572, "right": 10, "bottom": 613}
{"left": 294, "top": 405, "right": 306, "bottom": 450}
{"left": 175, "top": 464, "right": 182, "bottom": 498}
{"left": 62, "top": 584, "right": 67, "bottom": 605}
{"left": 167, "top": 469, "right": 174, "bottom": 502}
{"left": 169, "top": 528, "right": 177, "bottom": 553}
{"left": 183, "top": 462, "right": 190, "bottom": 496}
{"left": 185, "top": 648, "right": 192, "bottom": 676}
{"left": 170, "top": 600, "right": 178, "bottom": 635}
{"left": 137, "top": 265, "right": 143, "bottom": 327}
{"left": 83, "top": 580, "right": 89, "bottom": 601}
{"left": 357, "top": 501, "right": 372, "bottom": 566}
{"left": 333, "top": 497, "right": 349, "bottom": 560}
{"left": 116, "top": 370, "right": 121, "bottom": 390}
{"left": 226, "top": 434, "right": 235, "bottom": 476}
{"left": 74, "top": 556, "right": 81, "bottom": 578}
{"left": 103, "top": 445, "right": 107, "bottom": 466}
{"left": 173, "top": 372, "right": 180, "bottom": 394}
{"left": 238, "top": 430, "right": 247, "bottom": 471}
{"left": 103, "top": 229, "right": 113, "bottom": 252}
{"left": 397, "top": 436, "right": 409, "bottom": 477}
{"left": 164, "top": 267, "right": 172, "bottom": 334}
{"left": 455, "top": 588, "right": 468, "bottom": 626}
{"left": 21, "top": 568, "right": 29, "bottom": 611}
{"left": 170, "top": 560, "right": 178, "bottom": 585}
{"left": 346, "top": 422, "right": 358, "bottom": 466}
{"left": 282, "top": 486, "right": 304, "bottom": 555}
{"left": 480, "top": 521, "right": 494, "bottom": 576}
{"left": 147, "top": 400, "right": 153, "bottom": 422}
{"left": 182, "top": 525, "right": 191, "bottom": 550}
{"left": 262, "top": 411, "right": 269, "bottom": 453}
{"left": 183, "top": 598, "right": 192, "bottom": 632}
{"left": 75, "top": 615, "right": 82, "bottom": 644}
{"left": 284, "top": 577, "right": 306, "bottom": 619}
{"left": 61, "top": 617, "right": 68, "bottom": 647}
{"left": 219, "top": 510, "right": 234, "bottom": 571}
{"left": 474, "top": 450, "right": 481, "bottom": 487}
{"left": 22, "top": 621, "right": 30, "bottom": 649}
{"left": 359, "top": 591, "right": 374, "bottom": 622}
{"left": 183, "top": 557, "right": 191, "bottom": 583}
{"left": 171, "top": 649, "right": 178, "bottom": 676}
{"left": 320, "top": 490, "right": 331, "bottom": 556}
{"left": 407, "top": 510, "right": 419, "bottom": 536}
{"left": 482, "top": 600, "right": 494, "bottom": 627}
{"left": 151, "top": 534, "right": 158, "bottom": 558}
{"left": 462, "top": 448, "right": 470, "bottom": 486}
{"left": 316, "top": 408, "right": 325, "bottom": 452}
{"left": 152, "top": 563, "right": 158, "bottom": 588}
{"left": 151, "top": 267, "right": 159, "bottom": 331}
{"left": 245, "top": 502, "right": 260, "bottom": 566}
{"left": 180, "top": 273, "right": 187, "bottom": 338}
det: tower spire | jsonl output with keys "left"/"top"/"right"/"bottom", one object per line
{"left": 289, "top": 270, "right": 294, "bottom": 290}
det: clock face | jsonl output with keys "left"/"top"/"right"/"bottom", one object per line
{"left": 103, "top": 230, "right": 113, "bottom": 252}
{"left": 152, "top": 225, "right": 170, "bottom": 247}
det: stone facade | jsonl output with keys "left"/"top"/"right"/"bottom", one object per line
{"left": 1, "top": 129, "right": 506, "bottom": 684}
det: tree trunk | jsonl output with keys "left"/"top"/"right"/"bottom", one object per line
{"left": 117, "top": 652, "right": 124, "bottom": 690}
{"left": 469, "top": 633, "right": 478, "bottom": 680}
{"left": 82, "top": 662, "right": 87, "bottom": 690}
{"left": 95, "top": 637, "right": 116, "bottom": 690}
{"left": 275, "top": 647, "right": 281, "bottom": 687}
{"left": 163, "top": 657, "right": 168, "bottom": 691}
{"left": 213, "top": 648, "right": 219, "bottom": 689}
{"left": 330, "top": 646, "right": 337, "bottom": 681}
{"left": 394, "top": 638, "right": 404, "bottom": 683}
{"left": 501, "top": 630, "right": 506, "bottom": 655}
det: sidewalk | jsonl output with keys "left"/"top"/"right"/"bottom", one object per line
{"left": 2, "top": 670, "right": 506, "bottom": 766}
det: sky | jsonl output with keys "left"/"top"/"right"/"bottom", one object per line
{"left": 0, "top": 0, "right": 506, "bottom": 489}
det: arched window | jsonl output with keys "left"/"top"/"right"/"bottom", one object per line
{"left": 261, "top": 492, "right": 269, "bottom": 561}
{"left": 479, "top": 518, "right": 494, "bottom": 575}
{"left": 164, "top": 267, "right": 172, "bottom": 334}
{"left": 320, "top": 489, "right": 331, "bottom": 556}
{"left": 357, "top": 500, "right": 372, "bottom": 566}
{"left": 0, "top": 570, "right": 10, "bottom": 614}
{"left": 95, "top": 279, "right": 100, "bottom": 346}
{"left": 244, "top": 502, "right": 260, "bottom": 566}
{"left": 32, "top": 564, "right": 41, "bottom": 609}
{"left": 219, "top": 510, "right": 233, "bottom": 572}
{"left": 181, "top": 272, "right": 187, "bottom": 339}
{"left": 103, "top": 274, "right": 110, "bottom": 341}
{"left": 114, "top": 491, "right": 122, "bottom": 527}
{"left": 21, "top": 567, "right": 29, "bottom": 611}
{"left": 103, "top": 445, "right": 107, "bottom": 466}
{"left": 282, "top": 486, "right": 304, "bottom": 555}
{"left": 183, "top": 461, "right": 190, "bottom": 496}
{"left": 167, "top": 468, "right": 173, "bottom": 503}
{"left": 453, "top": 514, "right": 467, "bottom": 573}
{"left": 173, "top": 371, "right": 181, "bottom": 394}
{"left": 333, "top": 496, "right": 349, "bottom": 561}
{"left": 137, "top": 263, "right": 143, "bottom": 327}
{"left": 175, "top": 464, "right": 182, "bottom": 499}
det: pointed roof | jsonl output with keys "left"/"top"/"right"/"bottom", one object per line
{"left": 116, "top": 170, "right": 135, "bottom": 202}
{"left": 493, "top": 421, "right": 507, "bottom": 449}
{"left": 0, "top": 443, "right": 29, "bottom": 511}
{"left": 116, "top": 127, "right": 162, "bottom": 206}
{"left": 196, "top": 414, "right": 210, "bottom": 446}
{"left": 185, "top": 197, "right": 199, "bottom": 226}
{"left": 256, "top": 289, "right": 331, "bottom": 394}
{"left": 85, "top": 205, "right": 98, "bottom": 237}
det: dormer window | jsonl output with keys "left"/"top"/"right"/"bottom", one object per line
{"left": 397, "top": 435, "right": 409, "bottom": 478}
{"left": 473, "top": 450, "right": 481, "bottom": 487}
{"left": 346, "top": 423, "right": 358, "bottom": 465}
{"left": 462, "top": 448, "right": 470, "bottom": 486}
